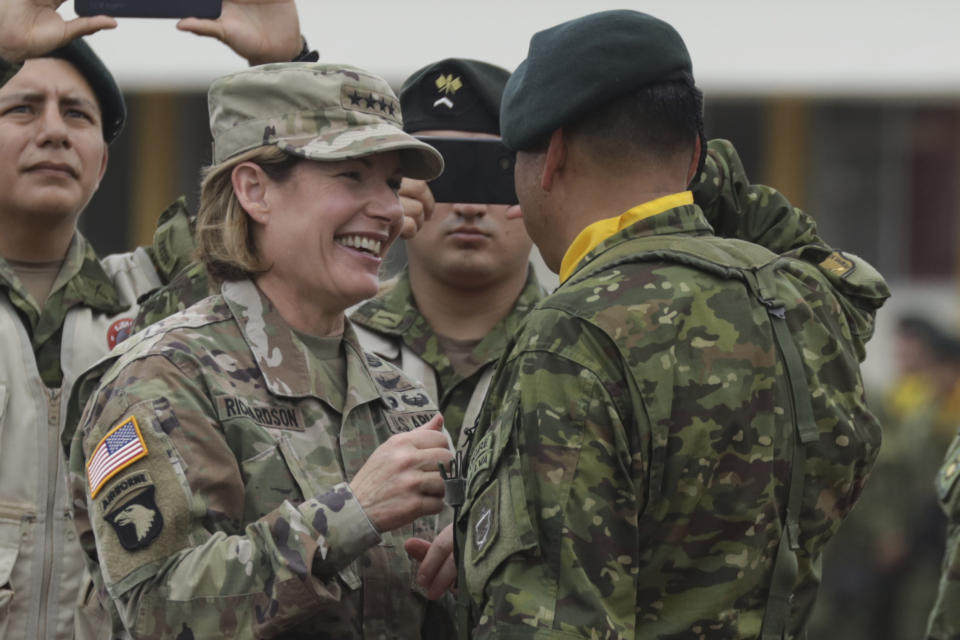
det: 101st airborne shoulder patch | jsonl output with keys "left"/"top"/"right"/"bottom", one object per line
{"left": 819, "top": 251, "right": 856, "bottom": 279}
{"left": 87, "top": 415, "right": 149, "bottom": 498}
{"left": 100, "top": 470, "right": 164, "bottom": 551}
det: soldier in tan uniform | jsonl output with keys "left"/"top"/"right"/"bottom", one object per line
{"left": 0, "top": 1, "right": 307, "bottom": 638}
{"left": 65, "top": 62, "right": 457, "bottom": 638}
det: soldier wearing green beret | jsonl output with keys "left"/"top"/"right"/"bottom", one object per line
{"left": 442, "top": 10, "right": 889, "bottom": 638}
{"left": 0, "top": 1, "right": 306, "bottom": 639}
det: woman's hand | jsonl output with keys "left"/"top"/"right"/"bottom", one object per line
{"left": 350, "top": 414, "right": 453, "bottom": 532}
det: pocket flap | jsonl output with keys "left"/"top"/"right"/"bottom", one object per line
{"left": 0, "top": 517, "right": 22, "bottom": 586}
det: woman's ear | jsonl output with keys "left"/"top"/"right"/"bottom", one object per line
{"left": 232, "top": 162, "right": 271, "bottom": 223}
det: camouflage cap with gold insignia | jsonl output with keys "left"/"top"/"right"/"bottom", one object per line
{"left": 208, "top": 63, "right": 444, "bottom": 179}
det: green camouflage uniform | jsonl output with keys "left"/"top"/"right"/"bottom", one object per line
{"left": 64, "top": 279, "right": 451, "bottom": 639}
{"left": 929, "top": 430, "right": 960, "bottom": 639}
{"left": 454, "top": 139, "right": 890, "bottom": 639}
{"left": 132, "top": 260, "right": 211, "bottom": 333}
{"left": 350, "top": 268, "right": 544, "bottom": 445}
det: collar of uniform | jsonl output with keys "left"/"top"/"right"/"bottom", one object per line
{"left": 222, "top": 279, "right": 382, "bottom": 409}
{"left": 561, "top": 200, "right": 715, "bottom": 286}
{"left": 350, "top": 268, "right": 444, "bottom": 373}
{"left": 0, "top": 233, "right": 125, "bottom": 327}
{"left": 558, "top": 192, "right": 694, "bottom": 284}
{"left": 469, "top": 265, "right": 546, "bottom": 366}
{"left": 58, "top": 233, "right": 127, "bottom": 314}
{"left": 349, "top": 269, "right": 421, "bottom": 335}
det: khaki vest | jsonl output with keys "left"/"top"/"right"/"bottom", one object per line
{"left": 0, "top": 248, "right": 160, "bottom": 640}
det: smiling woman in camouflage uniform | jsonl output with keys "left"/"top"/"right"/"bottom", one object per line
{"left": 62, "top": 63, "right": 456, "bottom": 639}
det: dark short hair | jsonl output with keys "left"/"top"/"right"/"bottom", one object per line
{"left": 566, "top": 75, "right": 703, "bottom": 167}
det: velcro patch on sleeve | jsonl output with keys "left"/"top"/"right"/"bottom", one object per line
{"left": 101, "top": 471, "right": 164, "bottom": 551}
{"left": 819, "top": 251, "right": 856, "bottom": 279}
{"left": 88, "top": 416, "right": 148, "bottom": 498}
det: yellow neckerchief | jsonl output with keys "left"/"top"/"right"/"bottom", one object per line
{"left": 558, "top": 191, "right": 693, "bottom": 284}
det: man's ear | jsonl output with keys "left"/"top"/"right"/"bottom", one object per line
{"left": 541, "top": 128, "right": 567, "bottom": 191}
{"left": 504, "top": 204, "right": 522, "bottom": 220}
{"left": 231, "top": 162, "right": 271, "bottom": 223}
{"left": 686, "top": 135, "right": 703, "bottom": 186}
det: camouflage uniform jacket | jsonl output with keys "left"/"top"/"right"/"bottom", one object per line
{"left": 64, "top": 279, "right": 451, "bottom": 639}
{"left": 0, "top": 233, "right": 166, "bottom": 640}
{"left": 455, "top": 143, "right": 890, "bottom": 638}
{"left": 350, "top": 267, "right": 544, "bottom": 447}
{"left": 929, "top": 430, "right": 960, "bottom": 639}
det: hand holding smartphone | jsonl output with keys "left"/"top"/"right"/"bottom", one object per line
{"left": 75, "top": 0, "right": 222, "bottom": 19}
{"left": 416, "top": 136, "right": 518, "bottom": 205}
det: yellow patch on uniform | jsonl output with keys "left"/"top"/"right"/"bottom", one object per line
{"left": 819, "top": 251, "right": 856, "bottom": 278}
{"left": 87, "top": 416, "right": 148, "bottom": 498}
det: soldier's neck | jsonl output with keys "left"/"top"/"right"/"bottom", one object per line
{"left": 409, "top": 266, "right": 528, "bottom": 342}
{"left": 0, "top": 209, "right": 77, "bottom": 262}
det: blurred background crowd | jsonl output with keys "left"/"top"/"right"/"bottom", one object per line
{"left": 56, "top": 0, "right": 960, "bottom": 633}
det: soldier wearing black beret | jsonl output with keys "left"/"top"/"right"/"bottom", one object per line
{"left": 451, "top": 9, "right": 889, "bottom": 640}
{"left": 352, "top": 55, "right": 543, "bottom": 464}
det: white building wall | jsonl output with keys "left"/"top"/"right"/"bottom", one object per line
{"left": 63, "top": 0, "right": 960, "bottom": 96}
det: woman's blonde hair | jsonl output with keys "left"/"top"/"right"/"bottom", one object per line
{"left": 195, "top": 146, "right": 300, "bottom": 282}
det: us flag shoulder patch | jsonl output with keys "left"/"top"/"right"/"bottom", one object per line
{"left": 87, "top": 416, "right": 149, "bottom": 499}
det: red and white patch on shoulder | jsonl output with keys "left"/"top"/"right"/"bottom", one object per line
{"left": 107, "top": 317, "right": 133, "bottom": 350}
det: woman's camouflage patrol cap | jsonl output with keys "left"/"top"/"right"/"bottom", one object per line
{"left": 208, "top": 62, "right": 444, "bottom": 179}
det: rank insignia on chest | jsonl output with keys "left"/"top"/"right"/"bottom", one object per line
{"left": 87, "top": 416, "right": 149, "bottom": 498}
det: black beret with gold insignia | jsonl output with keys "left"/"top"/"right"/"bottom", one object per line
{"left": 400, "top": 58, "right": 510, "bottom": 135}
{"left": 501, "top": 10, "right": 693, "bottom": 151}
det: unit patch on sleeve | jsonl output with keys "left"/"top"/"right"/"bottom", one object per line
{"left": 103, "top": 476, "right": 164, "bottom": 551}
{"left": 819, "top": 251, "right": 856, "bottom": 279}
{"left": 88, "top": 416, "right": 148, "bottom": 498}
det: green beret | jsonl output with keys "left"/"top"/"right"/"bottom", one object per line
{"left": 46, "top": 38, "right": 126, "bottom": 144}
{"left": 400, "top": 58, "right": 510, "bottom": 135}
{"left": 501, "top": 10, "right": 692, "bottom": 151}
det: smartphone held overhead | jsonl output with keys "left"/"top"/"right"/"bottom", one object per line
{"left": 75, "top": 0, "right": 222, "bottom": 19}
{"left": 416, "top": 136, "right": 518, "bottom": 205}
